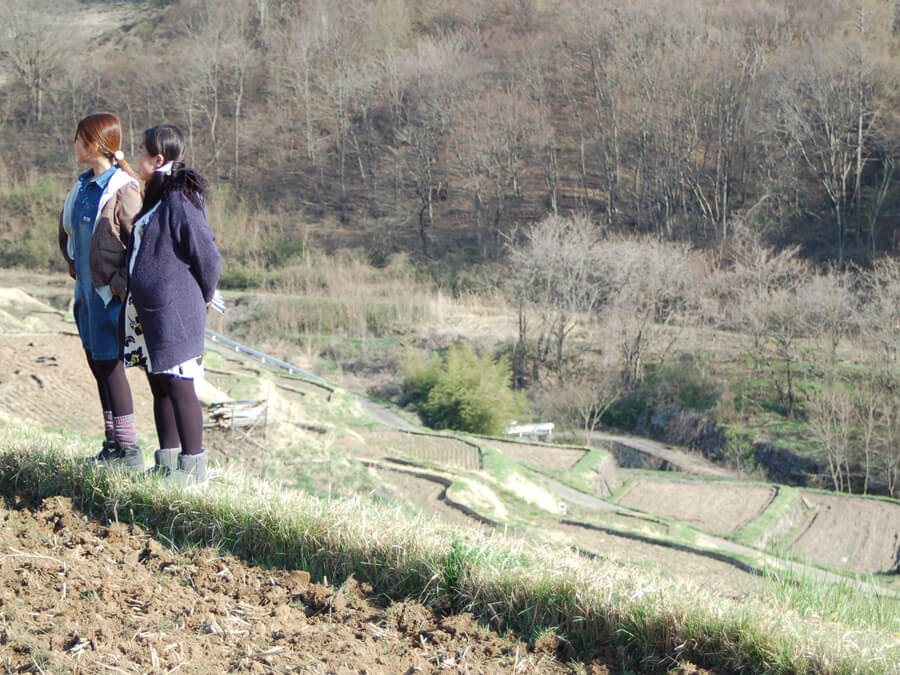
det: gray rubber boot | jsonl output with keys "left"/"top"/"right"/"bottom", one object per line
{"left": 92, "top": 441, "right": 144, "bottom": 472}
{"left": 162, "top": 451, "right": 208, "bottom": 487}
{"left": 143, "top": 448, "right": 180, "bottom": 478}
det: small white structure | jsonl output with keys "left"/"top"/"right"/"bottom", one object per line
{"left": 504, "top": 421, "right": 555, "bottom": 441}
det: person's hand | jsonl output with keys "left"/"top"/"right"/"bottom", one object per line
{"left": 206, "top": 301, "right": 211, "bottom": 314}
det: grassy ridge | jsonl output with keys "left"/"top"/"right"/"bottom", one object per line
{"left": 1, "top": 422, "right": 898, "bottom": 673}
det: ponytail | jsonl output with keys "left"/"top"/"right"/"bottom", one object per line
{"left": 137, "top": 161, "right": 208, "bottom": 220}
{"left": 116, "top": 158, "right": 142, "bottom": 185}
{"left": 137, "top": 124, "right": 208, "bottom": 220}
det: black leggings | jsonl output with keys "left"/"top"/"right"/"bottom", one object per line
{"left": 85, "top": 353, "right": 133, "bottom": 417}
{"left": 147, "top": 374, "right": 204, "bottom": 454}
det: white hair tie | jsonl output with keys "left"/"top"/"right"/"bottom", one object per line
{"left": 113, "top": 150, "right": 125, "bottom": 161}
{"left": 155, "top": 161, "right": 174, "bottom": 175}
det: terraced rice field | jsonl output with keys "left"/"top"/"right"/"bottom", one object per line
{"left": 554, "top": 521, "right": 760, "bottom": 597}
{"left": 615, "top": 479, "right": 777, "bottom": 534}
{"left": 365, "top": 431, "right": 482, "bottom": 470}
{"left": 486, "top": 439, "right": 587, "bottom": 470}
{"left": 788, "top": 492, "right": 900, "bottom": 574}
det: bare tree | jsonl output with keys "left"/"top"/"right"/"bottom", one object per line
{"left": 160, "top": 51, "right": 203, "bottom": 166}
{"left": 182, "top": 1, "right": 229, "bottom": 182}
{"left": 267, "top": 6, "right": 324, "bottom": 165}
{"left": 0, "top": 0, "right": 75, "bottom": 123}
{"left": 576, "top": 8, "right": 622, "bottom": 229}
{"left": 532, "top": 362, "right": 620, "bottom": 444}
{"left": 809, "top": 382, "right": 854, "bottom": 492}
{"left": 453, "top": 89, "right": 492, "bottom": 257}
{"left": 519, "top": 51, "right": 560, "bottom": 217}
{"left": 396, "top": 34, "right": 471, "bottom": 256}
{"left": 454, "top": 85, "right": 541, "bottom": 256}
{"left": 876, "top": 382, "right": 900, "bottom": 497}
{"left": 769, "top": 39, "right": 881, "bottom": 263}
{"left": 506, "top": 215, "right": 606, "bottom": 380}
{"left": 597, "top": 237, "right": 701, "bottom": 386}
{"left": 757, "top": 286, "right": 809, "bottom": 418}
{"left": 855, "top": 375, "right": 883, "bottom": 495}
{"left": 304, "top": 1, "right": 384, "bottom": 223}
{"left": 689, "top": 30, "right": 763, "bottom": 245}
{"left": 801, "top": 267, "right": 857, "bottom": 380}
{"left": 862, "top": 103, "right": 899, "bottom": 261}
{"left": 227, "top": 8, "right": 255, "bottom": 188}
{"left": 858, "top": 258, "right": 900, "bottom": 364}
{"left": 715, "top": 226, "right": 811, "bottom": 416}
{"left": 717, "top": 226, "right": 804, "bottom": 345}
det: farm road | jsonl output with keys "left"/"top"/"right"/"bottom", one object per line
{"left": 590, "top": 431, "right": 738, "bottom": 479}
{"left": 360, "top": 397, "right": 420, "bottom": 431}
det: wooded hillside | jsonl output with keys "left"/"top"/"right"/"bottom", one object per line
{"left": 0, "top": 0, "right": 897, "bottom": 264}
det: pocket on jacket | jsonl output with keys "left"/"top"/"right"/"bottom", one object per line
{"left": 137, "top": 301, "right": 187, "bottom": 349}
{"left": 95, "top": 246, "right": 126, "bottom": 277}
{"left": 175, "top": 300, "right": 205, "bottom": 340}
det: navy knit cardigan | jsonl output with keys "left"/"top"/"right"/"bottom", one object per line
{"left": 124, "top": 192, "right": 221, "bottom": 372}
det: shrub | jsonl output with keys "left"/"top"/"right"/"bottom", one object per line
{"left": 0, "top": 174, "right": 67, "bottom": 271}
{"left": 723, "top": 424, "right": 757, "bottom": 472}
{"left": 402, "top": 343, "right": 529, "bottom": 435}
{"left": 400, "top": 349, "right": 443, "bottom": 407}
{"left": 641, "top": 359, "right": 721, "bottom": 412}
{"left": 600, "top": 394, "right": 647, "bottom": 431}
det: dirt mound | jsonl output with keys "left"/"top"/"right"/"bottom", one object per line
{"left": 0, "top": 493, "right": 629, "bottom": 673}
{"left": 616, "top": 480, "right": 776, "bottom": 534}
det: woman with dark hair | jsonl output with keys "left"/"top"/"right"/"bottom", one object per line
{"left": 123, "top": 124, "right": 221, "bottom": 485}
{"left": 59, "top": 112, "right": 144, "bottom": 470}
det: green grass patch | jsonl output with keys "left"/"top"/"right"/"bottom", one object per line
{"left": 756, "top": 566, "right": 900, "bottom": 636}
{"left": 555, "top": 447, "right": 613, "bottom": 494}
{"left": 731, "top": 486, "right": 803, "bottom": 549}
{"left": 478, "top": 443, "right": 523, "bottom": 484}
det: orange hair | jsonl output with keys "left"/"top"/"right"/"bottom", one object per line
{"left": 75, "top": 113, "right": 140, "bottom": 182}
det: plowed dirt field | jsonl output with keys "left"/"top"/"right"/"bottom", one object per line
{"left": 0, "top": 493, "right": 628, "bottom": 674}
{"left": 616, "top": 480, "right": 776, "bottom": 534}
{"left": 788, "top": 492, "right": 900, "bottom": 574}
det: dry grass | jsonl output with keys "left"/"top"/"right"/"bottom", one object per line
{"left": 221, "top": 248, "right": 517, "bottom": 356}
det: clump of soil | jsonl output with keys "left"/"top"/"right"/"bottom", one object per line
{"left": 0, "top": 494, "right": 635, "bottom": 673}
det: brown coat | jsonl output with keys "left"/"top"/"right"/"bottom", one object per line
{"left": 58, "top": 179, "right": 142, "bottom": 299}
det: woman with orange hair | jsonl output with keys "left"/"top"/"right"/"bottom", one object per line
{"left": 58, "top": 112, "right": 144, "bottom": 471}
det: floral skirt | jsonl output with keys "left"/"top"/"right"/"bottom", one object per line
{"left": 122, "top": 292, "right": 204, "bottom": 379}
